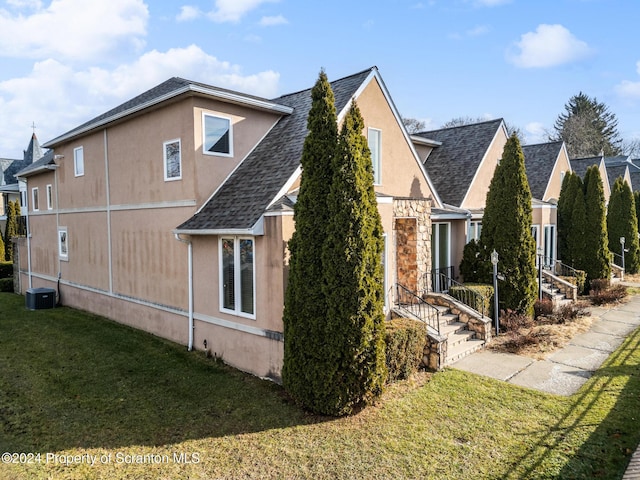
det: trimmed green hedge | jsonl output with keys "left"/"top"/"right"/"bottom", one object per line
{"left": 559, "top": 270, "right": 587, "bottom": 295}
{"left": 450, "top": 283, "right": 493, "bottom": 316}
{"left": 0, "top": 261, "right": 12, "bottom": 279}
{"left": 0, "top": 278, "right": 13, "bottom": 292}
{"left": 385, "top": 318, "right": 426, "bottom": 383}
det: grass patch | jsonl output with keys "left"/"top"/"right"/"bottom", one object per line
{"left": 0, "top": 292, "right": 639, "bottom": 479}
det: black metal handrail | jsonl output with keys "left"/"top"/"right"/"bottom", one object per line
{"left": 426, "top": 270, "right": 488, "bottom": 318}
{"left": 611, "top": 252, "right": 624, "bottom": 269}
{"left": 554, "top": 261, "right": 579, "bottom": 278}
{"left": 395, "top": 283, "right": 440, "bottom": 334}
{"left": 429, "top": 266, "right": 454, "bottom": 293}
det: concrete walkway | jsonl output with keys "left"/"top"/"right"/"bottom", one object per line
{"left": 451, "top": 293, "right": 640, "bottom": 478}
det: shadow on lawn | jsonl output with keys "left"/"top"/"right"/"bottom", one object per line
{"left": 502, "top": 326, "right": 640, "bottom": 479}
{"left": 0, "top": 294, "right": 330, "bottom": 453}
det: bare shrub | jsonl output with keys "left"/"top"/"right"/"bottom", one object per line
{"left": 590, "top": 284, "right": 628, "bottom": 305}
{"left": 500, "top": 309, "right": 534, "bottom": 333}
{"left": 534, "top": 298, "right": 554, "bottom": 318}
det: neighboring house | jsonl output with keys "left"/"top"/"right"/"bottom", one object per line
{"left": 0, "top": 133, "right": 43, "bottom": 231}
{"left": 411, "top": 119, "right": 508, "bottom": 284}
{"left": 522, "top": 141, "right": 571, "bottom": 266}
{"left": 602, "top": 155, "right": 635, "bottom": 192}
{"left": 15, "top": 67, "right": 441, "bottom": 380}
{"left": 570, "top": 156, "right": 612, "bottom": 203}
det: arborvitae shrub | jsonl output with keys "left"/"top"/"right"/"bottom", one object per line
{"left": 384, "top": 318, "right": 426, "bottom": 383}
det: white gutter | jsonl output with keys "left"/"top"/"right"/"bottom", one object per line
{"left": 174, "top": 233, "right": 194, "bottom": 351}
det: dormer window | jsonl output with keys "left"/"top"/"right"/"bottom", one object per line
{"left": 203, "top": 113, "right": 232, "bottom": 157}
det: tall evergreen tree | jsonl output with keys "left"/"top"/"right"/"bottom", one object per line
{"left": 0, "top": 227, "right": 4, "bottom": 262}
{"left": 480, "top": 134, "right": 537, "bottom": 315}
{"left": 607, "top": 177, "right": 640, "bottom": 274}
{"left": 569, "top": 180, "right": 588, "bottom": 273}
{"left": 635, "top": 191, "right": 640, "bottom": 234}
{"left": 282, "top": 70, "right": 338, "bottom": 411}
{"left": 551, "top": 92, "right": 622, "bottom": 158}
{"left": 557, "top": 172, "right": 582, "bottom": 263}
{"left": 320, "top": 101, "right": 387, "bottom": 415}
{"left": 4, "top": 200, "right": 19, "bottom": 261}
{"left": 582, "top": 166, "right": 611, "bottom": 283}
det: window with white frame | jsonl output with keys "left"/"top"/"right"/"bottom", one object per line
{"left": 74, "top": 146, "right": 84, "bottom": 177}
{"left": 46, "top": 184, "right": 53, "bottom": 210}
{"left": 31, "top": 187, "right": 39, "bottom": 211}
{"left": 203, "top": 113, "right": 232, "bottom": 156}
{"left": 163, "top": 139, "right": 182, "bottom": 181}
{"left": 58, "top": 227, "right": 68, "bottom": 260}
{"left": 468, "top": 221, "right": 482, "bottom": 242}
{"left": 368, "top": 128, "right": 382, "bottom": 184}
{"left": 220, "top": 237, "right": 255, "bottom": 317}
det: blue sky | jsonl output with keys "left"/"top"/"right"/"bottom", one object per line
{"left": 1, "top": 0, "right": 639, "bottom": 159}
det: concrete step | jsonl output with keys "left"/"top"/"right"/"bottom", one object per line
{"left": 439, "top": 321, "right": 468, "bottom": 337}
{"left": 446, "top": 338, "right": 485, "bottom": 365}
{"left": 438, "top": 312, "right": 459, "bottom": 326}
{"left": 447, "top": 330, "right": 477, "bottom": 349}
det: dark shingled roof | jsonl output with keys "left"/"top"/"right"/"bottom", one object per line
{"left": 3, "top": 133, "right": 43, "bottom": 184}
{"left": 413, "top": 119, "right": 504, "bottom": 207}
{"left": 606, "top": 164, "right": 628, "bottom": 191}
{"left": 522, "top": 141, "right": 563, "bottom": 200}
{"left": 570, "top": 156, "right": 601, "bottom": 179}
{"left": 17, "top": 149, "right": 55, "bottom": 177}
{"left": 43, "top": 77, "right": 289, "bottom": 148}
{"left": 177, "top": 68, "right": 375, "bottom": 231}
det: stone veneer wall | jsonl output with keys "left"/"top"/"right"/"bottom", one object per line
{"left": 393, "top": 198, "right": 432, "bottom": 293}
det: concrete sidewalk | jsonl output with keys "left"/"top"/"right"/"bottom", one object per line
{"left": 452, "top": 294, "right": 640, "bottom": 395}
{"left": 451, "top": 293, "right": 640, "bottom": 479}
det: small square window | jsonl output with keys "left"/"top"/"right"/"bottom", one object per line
{"left": 203, "top": 113, "right": 232, "bottom": 156}
{"left": 74, "top": 146, "right": 84, "bottom": 177}
{"left": 164, "top": 139, "right": 182, "bottom": 181}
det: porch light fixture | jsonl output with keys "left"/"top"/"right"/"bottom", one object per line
{"left": 491, "top": 249, "right": 499, "bottom": 336}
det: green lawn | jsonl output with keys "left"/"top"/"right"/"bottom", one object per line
{"left": 0, "top": 291, "right": 639, "bottom": 479}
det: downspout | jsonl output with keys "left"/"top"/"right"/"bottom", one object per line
{"left": 174, "top": 233, "right": 194, "bottom": 351}
{"left": 25, "top": 198, "right": 32, "bottom": 289}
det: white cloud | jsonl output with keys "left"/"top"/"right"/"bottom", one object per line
{"left": 0, "top": 46, "right": 280, "bottom": 156}
{"left": 525, "top": 122, "right": 547, "bottom": 144}
{"left": 508, "top": 24, "right": 591, "bottom": 68}
{"left": 207, "top": 0, "right": 278, "bottom": 23}
{"left": 177, "top": 5, "right": 202, "bottom": 22}
{"left": 259, "top": 14, "right": 287, "bottom": 26}
{"left": 0, "top": 0, "right": 148, "bottom": 60}
{"left": 615, "top": 61, "right": 640, "bottom": 100}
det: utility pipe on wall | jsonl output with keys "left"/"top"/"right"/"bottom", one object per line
{"left": 174, "top": 233, "right": 194, "bottom": 351}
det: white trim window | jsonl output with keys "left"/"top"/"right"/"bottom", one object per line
{"left": 31, "top": 187, "right": 39, "bottom": 211}
{"left": 46, "top": 184, "right": 53, "bottom": 210}
{"left": 58, "top": 227, "right": 68, "bottom": 260}
{"left": 368, "top": 127, "right": 382, "bottom": 185}
{"left": 203, "top": 113, "right": 232, "bottom": 157}
{"left": 74, "top": 146, "right": 84, "bottom": 177}
{"left": 220, "top": 237, "right": 255, "bottom": 318}
{"left": 163, "top": 139, "right": 182, "bottom": 181}
{"left": 468, "top": 221, "right": 482, "bottom": 242}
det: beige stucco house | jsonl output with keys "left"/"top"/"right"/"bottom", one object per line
{"left": 411, "top": 119, "right": 508, "bottom": 285}
{"left": 16, "top": 67, "right": 441, "bottom": 380}
{"left": 522, "top": 141, "right": 571, "bottom": 267}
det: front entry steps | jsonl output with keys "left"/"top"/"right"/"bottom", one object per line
{"left": 432, "top": 305, "right": 485, "bottom": 366}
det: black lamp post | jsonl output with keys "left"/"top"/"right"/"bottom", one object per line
{"left": 491, "top": 249, "right": 499, "bottom": 336}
